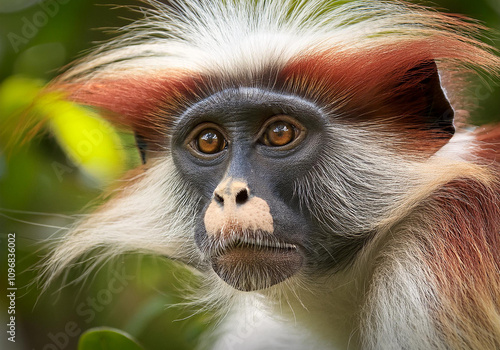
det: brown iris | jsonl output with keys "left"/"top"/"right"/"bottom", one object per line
{"left": 196, "top": 128, "right": 226, "bottom": 154}
{"left": 259, "top": 115, "right": 304, "bottom": 149}
{"left": 266, "top": 121, "right": 295, "bottom": 147}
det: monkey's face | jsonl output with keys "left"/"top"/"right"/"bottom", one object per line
{"left": 170, "top": 88, "right": 327, "bottom": 291}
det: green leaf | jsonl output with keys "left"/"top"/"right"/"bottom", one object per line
{"left": 0, "top": 76, "right": 127, "bottom": 183}
{"left": 78, "top": 327, "right": 144, "bottom": 350}
{"left": 43, "top": 99, "right": 126, "bottom": 183}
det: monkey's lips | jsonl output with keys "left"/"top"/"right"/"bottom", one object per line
{"left": 209, "top": 236, "right": 303, "bottom": 291}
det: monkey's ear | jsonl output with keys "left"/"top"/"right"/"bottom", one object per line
{"left": 393, "top": 59, "right": 454, "bottom": 136}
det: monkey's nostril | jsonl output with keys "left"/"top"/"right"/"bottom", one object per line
{"left": 235, "top": 189, "right": 249, "bottom": 205}
{"left": 214, "top": 193, "right": 224, "bottom": 204}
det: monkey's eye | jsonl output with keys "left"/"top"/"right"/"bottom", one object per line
{"left": 259, "top": 115, "right": 305, "bottom": 149}
{"left": 197, "top": 129, "right": 227, "bottom": 154}
{"left": 186, "top": 123, "right": 228, "bottom": 157}
{"left": 266, "top": 121, "right": 294, "bottom": 147}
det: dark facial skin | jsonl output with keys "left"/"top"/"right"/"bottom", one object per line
{"left": 170, "top": 87, "right": 328, "bottom": 291}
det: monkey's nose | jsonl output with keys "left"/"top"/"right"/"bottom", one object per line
{"left": 213, "top": 179, "right": 250, "bottom": 206}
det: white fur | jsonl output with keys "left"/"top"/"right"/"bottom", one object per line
{"left": 41, "top": 158, "right": 201, "bottom": 286}
{"left": 60, "top": 0, "right": 496, "bottom": 104}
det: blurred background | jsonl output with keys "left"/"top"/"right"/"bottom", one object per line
{"left": 0, "top": 1, "right": 498, "bottom": 350}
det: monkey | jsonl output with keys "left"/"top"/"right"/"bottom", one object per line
{"left": 39, "top": 0, "right": 500, "bottom": 349}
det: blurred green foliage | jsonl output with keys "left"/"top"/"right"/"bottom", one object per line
{"left": 0, "top": 1, "right": 498, "bottom": 350}
{"left": 0, "top": 76, "right": 127, "bottom": 182}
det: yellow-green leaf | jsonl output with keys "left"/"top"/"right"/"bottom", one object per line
{"left": 42, "top": 99, "right": 126, "bottom": 183}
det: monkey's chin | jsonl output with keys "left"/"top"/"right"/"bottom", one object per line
{"left": 211, "top": 246, "right": 303, "bottom": 292}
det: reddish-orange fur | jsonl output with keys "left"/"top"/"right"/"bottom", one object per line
{"left": 410, "top": 126, "right": 500, "bottom": 348}
{"left": 49, "top": 72, "right": 207, "bottom": 147}
{"left": 50, "top": 35, "right": 498, "bottom": 156}
{"left": 475, "top": 126, "right": 500, "bottom": 165}
{"left": 421, "top": 175, "right": 500, "bottom": 348}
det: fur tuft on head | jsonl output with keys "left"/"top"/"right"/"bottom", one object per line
{"left": 47, "top": 0, "right": 498, "bottom": 133}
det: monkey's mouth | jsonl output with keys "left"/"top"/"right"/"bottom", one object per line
{"left": 208, "top": 234, "right": 303, "bottom": 292}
